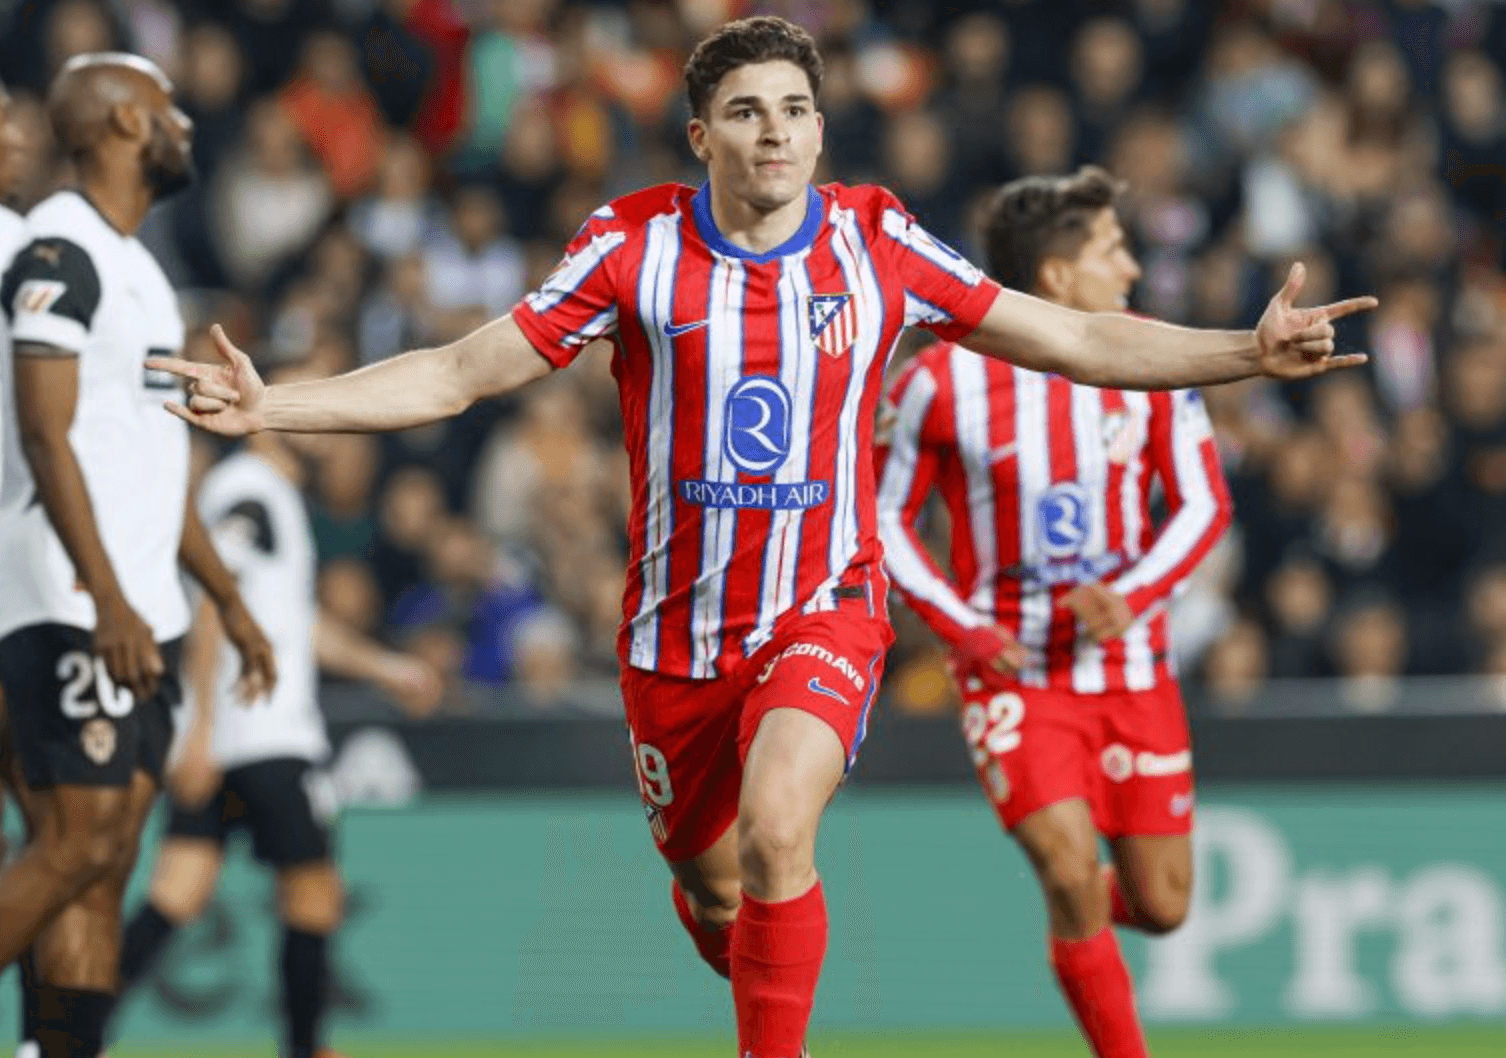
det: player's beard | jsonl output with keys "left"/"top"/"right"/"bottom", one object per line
{"left": 141, "top": 117, "right": 196, "bottom": 201}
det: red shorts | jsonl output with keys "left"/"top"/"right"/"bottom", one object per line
{"left": 958, "top": 681, "right": 1194, "bottom": 839}
{"left": 620, "top": 604, "right": 892, "bottom": 863}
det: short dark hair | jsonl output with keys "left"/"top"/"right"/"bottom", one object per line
{"left": 684, "top": 16, "right": 823, "bottom": 120}
{"left": 982, "top": 165, "right": 1125, "bottom": 293}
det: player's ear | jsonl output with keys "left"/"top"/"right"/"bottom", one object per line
{"left": 1036, "top": 258, "right": 1072, "bottom": 302}
{"left": 109, "top": 101, "right": 149, "bottom": 144}
{"left": 687, "top": 117, "right": 709, "bottom": 163}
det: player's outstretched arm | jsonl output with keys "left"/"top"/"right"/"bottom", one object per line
{"left": 314, "top": 611, "right": 443, "bottom": 718}
{"left": 147, "top": 314, "right": 555, "bottom": 437}
{"left": 960, "top": 263, "right": 1377, "bottom": 390}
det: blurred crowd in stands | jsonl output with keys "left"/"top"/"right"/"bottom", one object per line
{"left": 1, "top": 0, "right": 1504, "bottom": 716}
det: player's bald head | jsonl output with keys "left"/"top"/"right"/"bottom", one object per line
{"left": 48, "top": 51, "right": 172, "bottom": 159}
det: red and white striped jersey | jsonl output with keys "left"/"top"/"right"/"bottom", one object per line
{"left": 513, "top": 183, "right": 1000, "bottom": 679}
{"left": 875, "top": 342, "right": 1232, "bottom": 693}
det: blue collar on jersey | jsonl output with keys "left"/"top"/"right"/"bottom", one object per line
{"left": 691, "top": 182, "right": 824, "bottom": 263}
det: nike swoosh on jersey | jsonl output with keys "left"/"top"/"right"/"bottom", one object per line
{"left": 807, "top": 677, "right": 850, "bottom": 706}
{"left": 663, "top": 318, "right": 709, "bottom": 337}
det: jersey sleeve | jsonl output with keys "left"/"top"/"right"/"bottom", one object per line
{"left": 874, "top": 197, "right": 1001, "bottom": 342}
{"left": 0, "top": 237, "right": 102, "bottom": 355}
{"left": 512, "top": 205, "right": 627, "bottom": 369}
{"left": 204, "top": 496, "right": 276, "bottom": 577}
{"left": 1109, "top": 389, "right": 1233, "bottom": 618}
{"left": 875, "top": 356, "right": 987, "bottom": 648}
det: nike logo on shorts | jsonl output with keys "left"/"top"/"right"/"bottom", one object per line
{"left": 807, "top": 677, "right": 849, "bottom": 706}
{"left": 664, "top": 318, "right": 709, "bottom": 337}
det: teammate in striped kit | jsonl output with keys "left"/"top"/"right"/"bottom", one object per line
{"left": 876, "top": 167, "right": 1234, "bottom": 1058}
{"left": 146, "top": 18, "right": 1374, "bottom": 1057}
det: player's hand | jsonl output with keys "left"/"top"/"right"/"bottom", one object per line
{"left": 146, "top": 324, "right": 267, "bottom": 436}
{"left": 952, "top": 625, "right": 1027, "bottom": 692}
{"left": 1062, "top": 582, "right": 1135, "bottom": 644}
{"left": 93, "top": 593, "right": 163, "bottom": 703}
{"left": 1254, "top": 263, "right": 1377, "bottom": 381}
{"left": 377, "top": 653, "right": 444, "bottom": 718}
{"left": 220, "top": 597, "right": 277, "bottom": 705}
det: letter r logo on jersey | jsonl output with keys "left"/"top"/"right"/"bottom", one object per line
{"left": 1037, "top": 482, "right": 1091, "bottom": 559}
{"left": 724, "top": 375, "right": 793, "bottom": 474}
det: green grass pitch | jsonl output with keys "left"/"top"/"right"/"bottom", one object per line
{"left": 110, "top": 1027, "right": 1506, "bottom": 1057}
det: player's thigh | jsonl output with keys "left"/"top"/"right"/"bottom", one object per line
{"left": 959, "top": 685, "right": 1098, "bottom": 834}
{"left": 621, "top": 667, "right": 743, "bottom": 864}
{"left": 276, "top": 859, "right": 345, "bottom": 935}
{"left": 229, "top": 758, "right": 338, "bottom": 873}
{"left": 1096, "top": 683, "right": 1195, "bottom": 841}
{"left": 1109, "top": 833, "right": 1193, "bottom": 935}
{"left": 670, "top": 822, "right": 741, "bottom": 921}
{"left": 739, "top": 603, "right": 892, "bottom": 777}
{"left": 0, "top": 623, "right": 149, "bottom": 794}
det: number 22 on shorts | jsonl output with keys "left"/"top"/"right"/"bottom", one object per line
{"left": 961, "top": 692, "right": 1025, "bottom": 767}
{"left": 631, "top": 738, "right": 674, "bottom": 807}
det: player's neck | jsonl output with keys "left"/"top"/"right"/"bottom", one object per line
{"left": 707, "top": 183, "right": 811, "bottom": 255}
{"left": 75, "top": 162, "right": 152, "bottom": 236}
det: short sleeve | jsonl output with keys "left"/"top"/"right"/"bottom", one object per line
{"left": 207, "top": 499, "right": 276, "bottom": 576}
{"left": 0, "top": 238, "right": 101, "bottom": 355}
{"left": 512, "top": 206, "right": 627, "bottom": 370}
{"left": 877, "top": 203, "right": 1001, "bottom": 342}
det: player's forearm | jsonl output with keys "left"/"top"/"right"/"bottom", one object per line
{"left": 261, "top": 315, "right": 552, "bottom": 434}
{"left": 1070, "top": 315, "right": 1259, "bottom": 391}
{"left": 184, "top": 595, "right": 225, "bottom": 718}
{"left": 20, "top": 431, "right": 127, "bottom": 605}
{"left": 178, "top": 499, "right": 241, "bottom": 609}
{"left": 313, "top": 612, "right": 393, "bottom": 684}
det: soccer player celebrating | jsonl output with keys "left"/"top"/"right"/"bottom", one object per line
{"left": 0, "top": 55, "right": 275, "bottom": 1058}
{"left": 876, "top": 166, "right": 1232, "bottom": 1058}
{"left": 147, "top": 18, "right": 1372, "bottom": 1057}
{"left": 102, "top": 358, "right": 442, "bottom": 1058}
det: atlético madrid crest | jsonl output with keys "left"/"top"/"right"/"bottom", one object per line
{"left": 808, "top": 293, "right": 857, "bottom": 357}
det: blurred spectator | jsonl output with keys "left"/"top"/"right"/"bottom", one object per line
{"left": 1069, "top": 18, "right": 1145, "bottom": 165}
{"left": 1438, "top": 50, "right": 1506, "bottom": 239}
{"left": 389, "top": 516, "right": 543, "bottom": 685}
{"left": 310, "top": 433, "right": 380, "bottom": 561}
{"left": 369, "top": 464, "right": 447, "bottom": 611}
{"left": 1003, "top": 85, "right": 1076, "bottom": 178}
{"left": 510, "top": 606, "right": 580, "bottom": 710}
{"left": 1201, "top": 617, "right": 1270, "bottom": 709}
{"left": 318, "top": 557, "right": 384, "bottom": 636}
{"left": 1264, "top": 552, "right": 1333, "bottom": 678}
{"left": 211, "top": 99, "right": 334, "bottom": 290}
{"left": 279, "top": 30, "right": 389, "bottom": 198}
{"left": 359, "top": 253, "right": 437, "bottom": 364}
{"left": 880, "top": 109, "right": 963, "bottom": 246}
{"left": 1329, "top": 594, "right": 1409, "bottom": 711}
{"left": 455, "top": 0, "right": 556, "bottom": 173}
{"left": 350, "top": 134, "right": 444, "bottom": 260}
{"left": 421, "top": 182, "right": 526, "bottom": 333}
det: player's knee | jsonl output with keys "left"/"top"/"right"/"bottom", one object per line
{"left": 1135, "top": 875, "right": 1191, "bottom": 935}
{"left": 737, "top": 808, "right": 814, "bottom": 882}
{"left": 1040, "top": 849, "right": 1102, "bottom": 920}
{"left": 279, "top": 866, "right": 344, "bottom": 934}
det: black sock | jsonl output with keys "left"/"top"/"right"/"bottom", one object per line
{"left": 281, "top": 928, "right": 328, "bottom": 1058}
{"left": 33, "top": 986, "right": 111, "bottom": 1058}
{"left": 119, "top": 902, "right": 179, "bottom": 994}
{"left": 18, "top": 947, "right": 39, "bottom": 1044}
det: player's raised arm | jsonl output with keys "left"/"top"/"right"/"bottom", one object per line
{"left": 959, "top": 262, "right": 1377, "bottom": 390}
{"left": 147, "top": 314, "right": 555, "bottom": 437}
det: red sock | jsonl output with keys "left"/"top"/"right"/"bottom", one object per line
{"left": 730, "top": 881, "right": 826, "bottom": 1058}
{"left": 1050, "top": 929, "right": 1149, "bottom": 1058}
{"left": 1103, "top": 865, "right": 1137, "bottom": 928}
{"left": 671, "top": 881, "right": 732, "bottom": 979}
